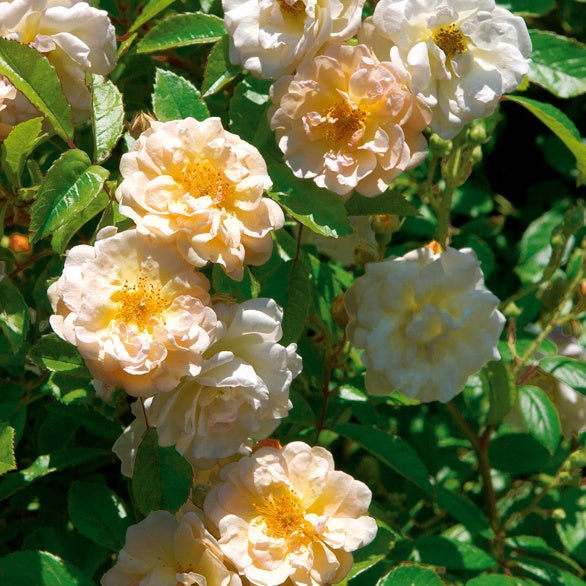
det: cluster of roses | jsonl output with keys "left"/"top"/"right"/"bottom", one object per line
{"left": 226, "top": 0, "right": 532, "bottom": 196}
{"left": 9, "top": 1, "right": 584, "bottom": 586}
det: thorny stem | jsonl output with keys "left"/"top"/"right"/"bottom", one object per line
{"left": 8, "top": 249, "right": 53, "bottom": 279}
{"left": 446, "top": 402, "right": 502, "bottom": 551}
{"left": 314, "top": 337, "right": 346, "bottom": 444}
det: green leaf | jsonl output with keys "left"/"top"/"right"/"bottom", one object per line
{"left": 410, "top": 536, "right": 496, "bottom": 571}
{"left": 513, "top": 557, "right": 584, "bottom": 586}
{"left": 29, "top": 149, "right": 109, "bottom": 250}
{"left": 29, "top": 334, "right": 91, "bottom": 379}
{"left": 0, "top": 38, "right": 72, "bottom": 140}
{"left": 129, "top": 0, "right": 177, "bottom": 32}
{"left": 0, "top": 551, "right": 93, "bottom": 586}
{"left": 68, "top": 481, "right": 130, "bottom": 550}
{"left": 539, "top": 356, "right": 586, "bottom": 395}
{"left": 496, "top": 0, "right": 555, "bottom": 16}
{"left": 211, "top": 264, "right": 259, "bottom": 303}
{"left": 344, "top": 191, "right": 419, "bottom": 217}
{"left": 269, "top": 164, "right": 353, "bottom": 238}
{"left": 202, "top": 35, "right": 241, "bottom": 97}
{"left": 335, "top": 423, "right": 433, "bottom": 493}
{"left": 152, "top": 68, "right": 209, "bottom": 122}
{"left": 518, "top": 385, "right": 561, "bottom": 454}
{"left": 136, "top": 12, "right": 225, "bottom": 53}
{"left": 528, "top": 30, "right": 586, "bottom": 99}
{"left": 0, "top": 448, "right": 103, "bottom": 501}
{"left": 0, "top": 423, "right": 16, "bottom": 476}
{"left": 1, "top": 117, "right": 43, "bottom": 187}
{"left": 483, "top": 360, "right": 517, "bottom": 425}
{"left": 514, "top": 207, "right": 564, "bottom": 284}
{"left": 504, "top": 96, "right": 586, "bottom": 185}
{"left": 281, "top": 256, "right": 312, "bottom": 346}
{"left": 23, "top": 527, "right": 110, "bottom": 579}
{"left": 0, "top": 277, "right": 30, "bottom": 353}
{"left": 436, "top": 485, "right": 493, "bottom": 538}
{"left": 555, "top": 487, "right": 586, "bottom": 565}
{"left": 489, "top": 433, "right": 551, "bottom": 474}
{"left": 49, "top": 188, "right": 109, "bottom": 254}
{"left": 467, "top": 575, "right": 529, "bottom": 585}
{"left": 91, "top": 74, "right": 124, "bottom": 164}
{"left": 377, "top": 565, "right": 444, "bottom": 586}
{"left": 229, "top": 76, "right": 272, "bottom": 145}
{"left": 132, "top": 428, "right": 192, "bottom": 515}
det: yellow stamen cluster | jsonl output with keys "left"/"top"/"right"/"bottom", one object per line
{"left": 111, "top": 276, "right": 167, "bottom": 331}
{"left": 182, "top": 161, "right": 235, "bottom": 206}
{"left": 432, "top": 24, "right": 467, "bottom": 60}
{"left": 277, "top": 0, "right": 306, "bottom": 16}
{"left": 254, "top": 488, "right": 315, "bottom": 539}
{"left": 320, "top": 101, "right": 367, "bottom": 150}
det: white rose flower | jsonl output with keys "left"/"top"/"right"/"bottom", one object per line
{"left": 223, "top": 0, "right": 365, "bottom": 79}
{"left": 204, "top": 441, "right": 378, "bottom": 586}
{"left": 361, "top": 0, "right": 532, "bottom": 138}
{"left": 0, "top": 77, "right": 19, "bottom": 140}
{"left": 345, "top": 245, "right": 505, "bottom": 403}
{"left": 113, "top": 298, "right": 302, "bottom": 468}
{"left": 101, "top": 509, "right": 242, "bottom": 586}
{"left": 0, "top": 0, "right": 117, "bottom": 125}
{"left": 48, "top": 228, "right": 218, "bottom": 397}
{"left": 116, "top": 117, "right": 284, "bottom": 281}
{"left": 269, "top": 43, "right": 431, "bottom": 197}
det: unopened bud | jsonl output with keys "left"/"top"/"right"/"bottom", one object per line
{"left": 331, "top": 294, "right": 349, "bottom": 327}
{"left": 429, "top": 133, "right": 452, "bottom": 156}
{"left": 551, "top": 508, "right": 566, "bottom": 520}
{"left": 468, "top": 123, "right": 488, "bottom": 145}
{"left": 128, "top": 111, "right": 156, "bottom": 138}
{"left": 371, "top": 214, "right": 402, "bottom": 236}
{"left": 9, "top": 233, "right": 31, "bottom": 253}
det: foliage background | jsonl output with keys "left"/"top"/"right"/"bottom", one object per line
{"left": 0, "top": 0, "right": 585, "bottom": 584}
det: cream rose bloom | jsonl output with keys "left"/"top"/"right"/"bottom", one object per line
{"left": 222, "top": 0, "right": 365, "bottom": 79}
{"left": 269, "top": 43, "right": 432, "bottom": 198}
{"left": 360, "top": 0, "right": 531, "bottom": 139}
{"left": 204, "top": 441, "right": 378, "bottom": 586}
{"left": 345, "top": 245, "right": 505, "bottom": 403}
{"left": 47, "top": 227, "right": 218, "bottom": 398}
{"left": 113, "top": 298, "right": 302, "bottom": 467}
{"left": 116, "top": 117, "right": 284, "bottom": 281}
{"left": 0, "top": 0, "right": 117, "bottom": 126}
{"left": 101, "top": 509, "right": 241, "bottom": 586}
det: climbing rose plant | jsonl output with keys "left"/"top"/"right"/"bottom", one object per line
{"left": 0, "top": 0, "right": 585, "bottom": 585}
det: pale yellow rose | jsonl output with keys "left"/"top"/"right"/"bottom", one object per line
{"left": 223, "top": 0, "right": 365, "bottom": 79}
{"left": 48, "top": 227, "right": 218, "bottom": 397}
{"left": 269, "top": 43, "right": 431, "bottom": 198}
{"left": 116, "top": 117, "right": 284, "bottom": 281}
{"left": 345, "top": 246, "right": 505, "bottom": 402}
{"left": 361, "top": 0, "right": 532, "bottom": 139}
{"left": 204, "top": 441, "right": 378, "bottom": 586}
{"left": 0, "top": 0, "right": 117, "bottom": 125}
{"left": 101, "top": 509, "right": 242, "bottom": 586}
{"left": 112, "top": 298, "right": 302, "bottom": 468}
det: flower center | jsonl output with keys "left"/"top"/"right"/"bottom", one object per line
{"left": 254, "top": 488, "right": 314, "bottom": 539}
{"left": 432, "top": 24, "right": 467, "bottom": 60}
{"left": 320, "top": 101, "right": 367, "bottom": 150}
{"left": 181, "top": 160, "right": 234, "bottom": 206}
{"left": 111, "top": 276, "right": 167, "bottom": 331}
{"left": 277, "top": 0, "right": 306, "bottom": 16}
